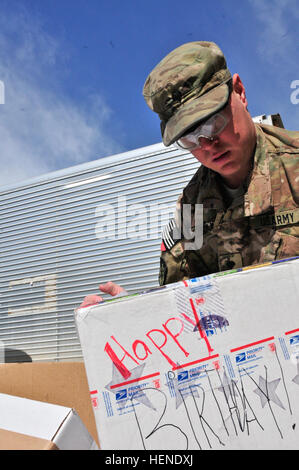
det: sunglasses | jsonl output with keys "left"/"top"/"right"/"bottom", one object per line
{"left": 174, "top": 111, "right": 229, "bottom": 150}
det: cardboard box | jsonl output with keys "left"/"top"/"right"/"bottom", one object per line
{"left": 0, "top": 393, "right": 98, "bottom": 450}
{"left": 75, "top": 257, "right": 299, "bottom": 450}
{"left": 0, "top": 362, "right": 99, "bottom": 447}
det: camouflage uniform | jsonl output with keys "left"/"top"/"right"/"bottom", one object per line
{"left": 159, "top": 123, "right": 299, "bottom": 285}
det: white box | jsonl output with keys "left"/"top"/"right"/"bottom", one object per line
{"left": 76, "top": 257, "right": 299, "bottom": 450}
{"left": 0, "top": 393, "right": 99, "bottom": 450}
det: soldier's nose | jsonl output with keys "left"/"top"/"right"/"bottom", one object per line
{"left": 198, "top": 136, "right": 219, "bottom": 149}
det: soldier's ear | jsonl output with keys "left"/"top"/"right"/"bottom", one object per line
{"left": 232, "top": 74, "right": 248, "bottom": 109}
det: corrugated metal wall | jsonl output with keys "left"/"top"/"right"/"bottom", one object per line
{"left": 0, "top": 143, "right": 199, "bottom": 362}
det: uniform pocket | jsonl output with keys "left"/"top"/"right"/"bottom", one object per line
{"left": 277, "top": 232, "right": 299, "bottom": 258}
{"left": 260, "top": 231, "right": 299, "bottom": 261}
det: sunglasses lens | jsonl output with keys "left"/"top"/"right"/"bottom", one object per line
{"left": 200, "top": 113, "right": 227, "bottom": 136}
{"left": 176, "top": 135, "right": 196, "bottom": 149}
{"left": 175, "top": 112, "right": 229, "bottom": 150}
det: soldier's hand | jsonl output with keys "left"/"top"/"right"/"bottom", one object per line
{"left": 79, "top": 281, "right": 126, "bottom": 308}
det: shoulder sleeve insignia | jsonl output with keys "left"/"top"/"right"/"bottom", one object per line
{"left": 159, "top": 257, "right": 168, "bottom": 286}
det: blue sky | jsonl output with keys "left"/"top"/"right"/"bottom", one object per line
{"left": 0, "top": 0, "right": 298, "bottom": 187}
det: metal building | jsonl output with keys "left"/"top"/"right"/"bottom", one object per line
{"left": 0, "top": 114, "right": 283, "bottom": 363}
{"left": 0, "top": 143, "right": 198, "bottom": 362}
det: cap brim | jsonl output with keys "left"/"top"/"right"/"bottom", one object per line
{"left": 162, "top": 82, "right": 230, "bottom": 146}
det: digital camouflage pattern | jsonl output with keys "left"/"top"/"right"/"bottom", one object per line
{"left": 159, "top": 124, "right": 299, "bottom": 285}
{"left": 143, "top": 41, "right": 231, "bottom": 146}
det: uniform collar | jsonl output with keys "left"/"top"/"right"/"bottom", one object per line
{"left": 183, "top": 165, "right": 226, "bottom": 210}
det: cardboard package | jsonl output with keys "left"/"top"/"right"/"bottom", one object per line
{"left": 75, "top": 257, "right": 299, "bottom": 450}
{"left": 0, "top": 362, "right": 99, "bottom": 447}
{"left": 0, "top": 393, "right": 98, "bottom": 450}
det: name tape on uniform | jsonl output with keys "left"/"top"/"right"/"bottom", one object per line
{"left": 274, "top": 209, "right": 299, "bottom": 227}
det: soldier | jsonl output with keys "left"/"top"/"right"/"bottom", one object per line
{"left": 143, "top": 41, "right": 299, "bottom": 285}
{"left": 80, "top": 41, "right": 299, "bottom": 306}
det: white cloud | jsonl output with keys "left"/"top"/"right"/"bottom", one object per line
{"left": 0, "top": 7, "right": 123, "bottom": 189}
{"left": 250, "top": 0, "right": 299, "bottom": 67}
{"left": 249, "top": 0, "right": 299, "bottom": 130}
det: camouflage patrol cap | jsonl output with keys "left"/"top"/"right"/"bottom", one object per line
{"left": 143, "top": 41, "right": 232, "bottom": 146}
